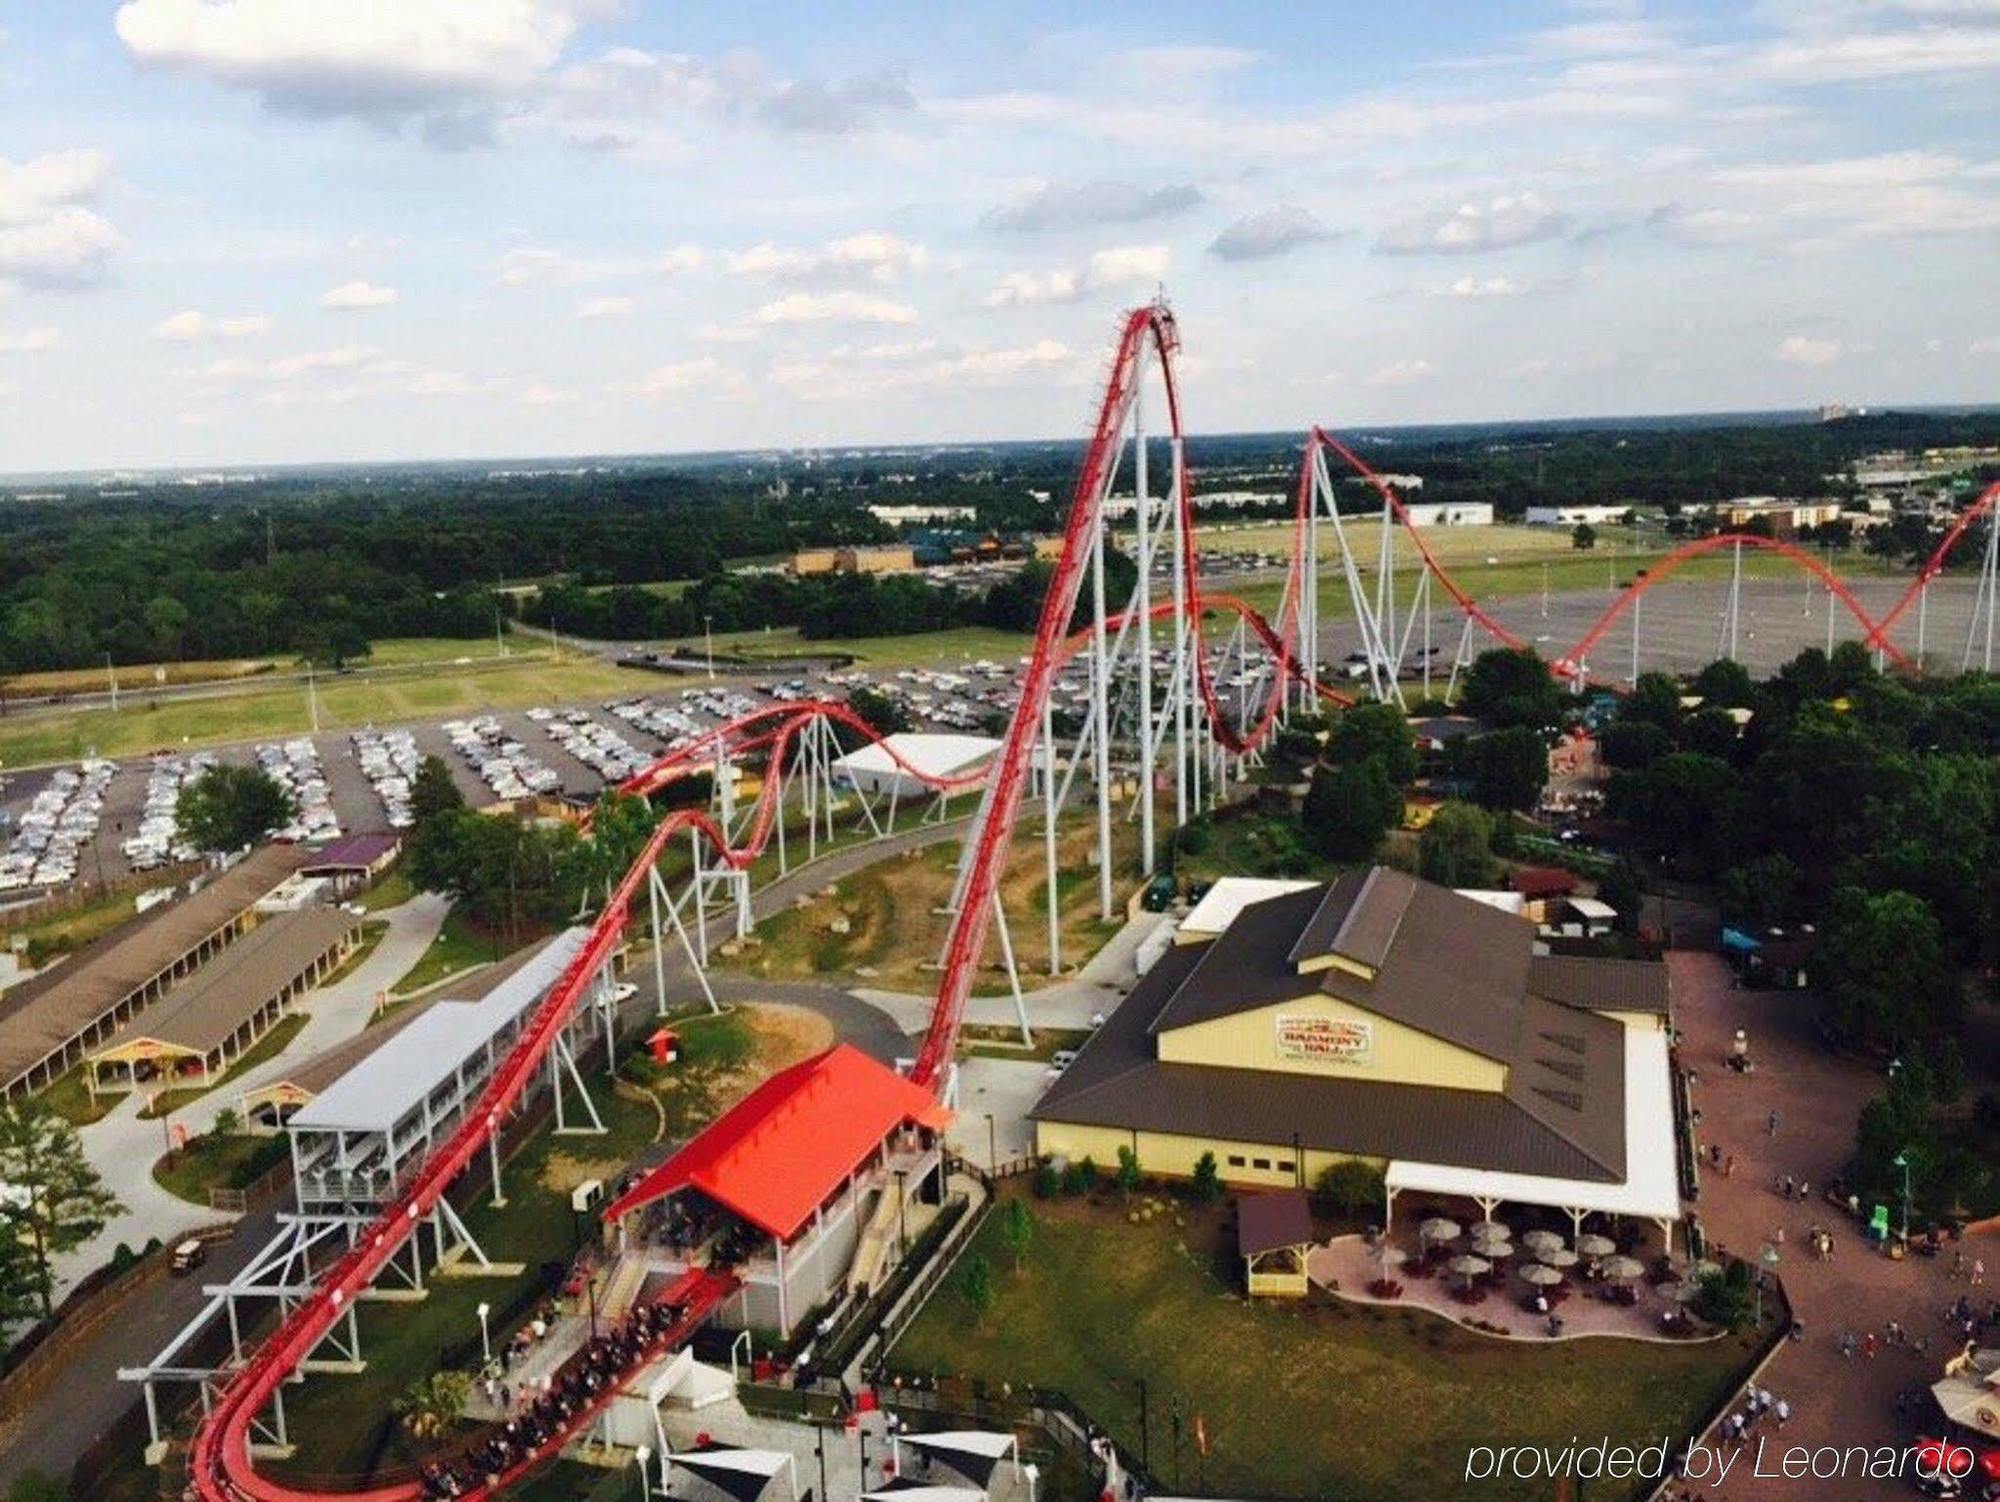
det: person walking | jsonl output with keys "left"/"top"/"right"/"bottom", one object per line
{"left": 1775, "top": 1398, "right": 1790, "bottom": 1428}
{"left": 1767, "top": 1108, "right": 1781, "bottom": 1136}
{"left": 1862, "top": 1331, "right": 1879, "bottom": 1359}
{"left": 1974, "top": 1259, "right": 1987, "bottom": 1287}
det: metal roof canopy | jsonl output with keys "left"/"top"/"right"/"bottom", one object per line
{"left": 1383, "top": 1024, "right": 1680, "bottom": 1222}
{"left": 288, "top": 928, "right": 588, "bottom": 1134}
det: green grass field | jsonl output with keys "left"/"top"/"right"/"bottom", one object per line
{"left": 389, "top": 908, "right": 522, "bottom": 996}
{"left": 893, "top": 1189, "right": 1758, "bottom": 1502}
{"left": 153, "top": 1128, "right": 290, "bottom": 1205}
{"left": 0, "top": 652, "right": 666, "bottom": 769}
{"left": 667, "top": 623, "right": 1032, "bottom": 671}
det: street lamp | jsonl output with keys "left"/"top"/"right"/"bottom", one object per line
{"left": 1756, "top": 1242, "right": 1781, "bottom": 1326}
{"left": 704, "top": 615, "right": 715, "bottom": 681}
{"left": 476, "top": 1302, "right": 491, "bottom": 1365}
{"left": 1893, "top": 1150, "right": 1913, "bottom": 1243}
{"left": 633, "top": 1444, "right": 652, "bottom": 1501}
{"left": 984, "top": 1113, "right": 997, "bottom": 1176}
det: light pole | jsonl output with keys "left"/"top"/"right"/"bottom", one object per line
{"left": 704, "top": 615, "right": 715, "bottom": 681}
{"left": 633, "top": 1444, "right": 652, "bottom": 1501}
{"left": 1757, "top": 1242, "right": 1780, "bottom": 1326}
{"left": 476, "top": 1301, "right": 491, "bottom": 1365}
{"left": 984, "top": 1113, "right": 997, "bottom": 1175}
{"left": 1893, "top": 1150, "right": 1912, "bottom": 1244}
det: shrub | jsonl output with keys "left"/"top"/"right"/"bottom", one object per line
{"left": 1189, "top": 1151, "right": 1222, "bottom": 1204}
{"left": 1032, "top": 1161, "right": 1062, "bottom": 1199}
{"left": 1315, "top": 1160, "right": 1386, "bottom": 1215}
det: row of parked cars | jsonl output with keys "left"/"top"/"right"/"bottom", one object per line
{"left": 444, "top": 716, "right": 561, "bottom": 801}
{"left": 256, "top": 738, "right": 341, "bottom": 843}
{"left": 528, "top": 708, "right": 651, "bottom": 785}
{"left": 0, "top": 760, "right": 115, "bottom": 892}
{"left": 351, "top": 728, "right": 421, "bottom": 829}
{"left": 122, "top": 753, "right": 214, "bottom": 871}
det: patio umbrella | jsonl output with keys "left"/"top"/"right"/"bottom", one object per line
{"left": 1420, "top": 1217, "right": 1462, "bottom": 1245}
{"left": 1538, "top": 1247, "right": 1580, "bottom": 1269}
{"left": 1522, "top": 1229, "right": 1565, "bottom": 1255}
{"left": 1602, "top": 1255, "right": 1647, "bottom": 1282}
{"left": 1657, "top": 1281, "right": 1699, "bottom": 1304}
{"left": 1576, "top": 1234, "right": 1617, "bottom": 1258}
{"left": 1446, "top": 1254, "right": 1491, "bottom": 1287}
{"left": 1688, "top": 1259, "right": 1722, "bottom": 1280}
{"left": 1471, "top": 1236, "right": 1513, "bottom": 1261}
{"left": 1520, "top": 1263, "right": 1564, "bottom": 1287}
{"left": 1469, "top": 1219, "right": 1509, "bottom": 1239}
{"left": 1376, "top": 1244, "right": 1409, "bottom": 1271}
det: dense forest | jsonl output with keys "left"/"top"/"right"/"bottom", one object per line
{"left": 3, "top": 407, "right": 1995, "bottom": 676}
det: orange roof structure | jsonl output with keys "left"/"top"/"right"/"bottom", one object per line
{"left": 604, "top": 1043, "right": 951, "bottom": 1240}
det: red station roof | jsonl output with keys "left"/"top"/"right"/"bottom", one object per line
{"left": 604, "top": 1043, "right": 952, "bottom": 1241}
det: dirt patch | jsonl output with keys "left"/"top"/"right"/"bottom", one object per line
{"left": 539, "top": 1149, "right": 628, "bottom": 1197}
{"left": 704, "top": 1002, "right": 836, "bottom": 1115}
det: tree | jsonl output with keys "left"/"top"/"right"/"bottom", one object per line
{"left": 1571, "top": 522, "right": 1597, "bottom": 550}
{"left": 845, "top": 684, "right": 910, "bottom": 738}
{"left": 1000, "top": 1198, "right": 1035, "bottom": 1272}
{"left": 1328, "top": 702, "right": 1418, "bottom": 788}
{"left": 1715, "top": 853, "right": 1801, "bottom": 930}
{"left": 1190, "top": 1150, "right": 1222, "bottom": 1204}
{"left": 409, "top": 754, "right": 464, "bottom": 825}
{"left": 1417, "top": 801, "right": 1496, "bottom": 887}
{"left": 1302, "top": 758, "right": 1401, "bottom": 861}
{"left": 1459, "top": 727, "right": 1549, "bottom": 812}
{"left": 175, "top": 764, "right": 296, "bottom": 853}
{"left": 1115, "top": 1145, "right": 1142, "bottom": 1197}
{"left": 1691, "top": 1259, "right": 1757, "bottom": 1332}
{"left": 0, "top": 1102, "right": 124, "bottom": 1319}
{"left": 6, "top": 1470, "right": 69, "bottom": 1502}
{"left": 0, "top": 1224, "right": 44, "bottom": 1332}
{"left": 1315, "top": 1160, "right": 1386, "bottom": 1215}
{"left": 1608, "top": 751, "right": 1739, "bottom": 873}
{"left": 1460, "top": 647, "right": 1566, "bottom": 733}
{"left": 1689, "top": 657, "right": 1757, "bottom": 709}
{"left": 1819, "top": 885, "right": 1955, "bottom": 1048}
{"left": 394, "top": 1370, "right": 472, "bottom": 1440}
{"left": 958, "top": 1252, "right": 997, "bottom": 1326}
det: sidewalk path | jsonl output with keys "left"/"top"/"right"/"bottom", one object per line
{"left": 1671, "top": 950, "right": 1987, "bottom": 1498}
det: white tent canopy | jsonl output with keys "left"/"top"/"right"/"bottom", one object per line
{"left": 832, "top": 733, "right": 999, "bottom": 797}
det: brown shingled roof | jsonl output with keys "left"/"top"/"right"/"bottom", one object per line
{"left": 1527, "top": 953, "right": 1671, "bottom": 1015}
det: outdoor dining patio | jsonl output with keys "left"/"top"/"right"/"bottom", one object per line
{"left": 1307, "top": 1215, "right": 1721, "bottom": 1344}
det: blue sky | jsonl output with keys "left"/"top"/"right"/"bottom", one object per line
{"left": 0, "top": 0, "right": 1996, "bottom": 470}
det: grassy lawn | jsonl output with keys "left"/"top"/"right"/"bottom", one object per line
{"left": 317, "top": 919, "right": 389, "bottom": 988}
{"left": 139, "top": 1011, "right": 313, "bottom": 1117}
{"left": 389, "top": 907, "right": 524, "bottom": 996}
{"left": 35, "top": 1064, "right": 121, "bottom": 1127}
{"left": 0, "top": 881, "right": 164, "bottom": 965}
{"left": 725, "top": 812, "right": 1134, "bottom": 994}
{"left": 268, "top": 1003, "right": 815, "bottom": 1481}
{"left": 0, "top": 653, "right": 666, "bottom": 769}
{"left": 153, "top": 1128, "right": 290, "bottom": 1205}
{"left": 357, "top": 868, "right": 415, "bottom": 913}
{"left": 960, "top": 1024, "right": 1093, "bottom": 1064}
{"left": 892, "top": 1189, "right": 1758, "bottom": 1502}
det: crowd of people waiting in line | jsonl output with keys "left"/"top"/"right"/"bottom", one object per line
{"left": 417, "top": 1294, "right": 693, "bottom": 1499}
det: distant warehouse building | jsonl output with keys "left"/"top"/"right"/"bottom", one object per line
{"left": 1402, "top": 502, "right": 1493, "bottom": 527}
{"left": 0, "top": 845, "right": 307, "bottom": 1098}
{"left": 1033, "top": 867, "right": 1680, "bottom": 1239}
{"left": 1524, "top": 504, "right": 1631, "bottom": 526}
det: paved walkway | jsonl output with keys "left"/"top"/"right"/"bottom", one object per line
{"left": 48, "top": 893, "right": 448, "bottom": 1305}
{"left": 1672, "top": 950, "right": 1992, "bottom": 1499}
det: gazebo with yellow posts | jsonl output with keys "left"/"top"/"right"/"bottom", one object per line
{"left": 1238, "top": 1190, "right": 1313, "bottom": 1299}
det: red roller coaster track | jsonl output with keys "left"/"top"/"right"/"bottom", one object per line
{"left": 181, "top": 305, "right": 1997, "bottom": 1501}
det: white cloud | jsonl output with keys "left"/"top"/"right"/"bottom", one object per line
{"left": 497, "top": 243, "right": 701, "bottom": 287}
{"left": 0, "top": 327, "right": 60, "bottom": 353}
{"left": 320, "top": 279, "right": 398, "bottom": 311}
{"left": 1366, "top": 358, "right": 1436, "bottom": 387}
{"left": 627, "top": 355, "right": 744, "bottom": 398}
{"left": 576, "top": 295, "right": 634, "bottom": 320}
{"left": 1113, "top": 45, "right": 1259, "bottom": 79}
{"left": 656, "top": 244, "right": 703, "bottom": 276}
{"left": 152, "top": 309, "right": 273, "bottom": 341}
{"left": 983, "top": 245, "right": 1167, "bottom": 307}
{"left": 982, "top": 180, "right": 1203, "bottom": 234}
{"left": 114, "top": 0, "right": 587, "bottom": 139}
{"left": 1751, "top": 23, "right": 2000, "bottom": 84}
{"left": 1434, "top": 276, "right": 1529, "bottom": 298}
{"left": 724, "top": 233, "right": 927, "bottom": 285}
{"left": 1971, "top": 335, "right": 2000, "bottom": 356}
{"left": 517, "top": 382, "right": 579, "bottom": 406}
{"left": 936, "top": 339, "right": 1073, "bottom": 381}
{"left": 752, "top": 291, "right": 917, "bottom": 326}
{"left": 1378, "top": 192, "right": 1569, "bottom": 255}
{"left": 1775, "top": 335, "right": 1841, "bottom": 367}
{"left": 1208, "top": 207, "right": 1336, "bottom": 262}
{"left": 0, "top": 149, "right": 112, "bottom": 226}
{"left": 695, "top": 321, "right": 759, "bottom": 344}
{"left": 0, "top": 150, "right": 119, "bottom": 289}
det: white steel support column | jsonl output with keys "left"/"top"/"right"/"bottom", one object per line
{"left": 1171, "top": 434, "right": 1189, "bottom": 832}
{"left": 1089, "top": 475, "right": 1115, "bottom": 922}
{"left": 990, "top": 888, "right": 1033, "bottom": 1046}
{"left": 1133, "top": 368, "right": 1157, "bottom": 877}
{"left": 1043, "top": 690, "right": 1061, "bottom": 976}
